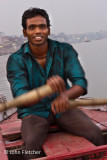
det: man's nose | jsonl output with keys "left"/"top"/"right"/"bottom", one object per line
{"left": 34, "top": 27, "right": 41, "bottom": 34}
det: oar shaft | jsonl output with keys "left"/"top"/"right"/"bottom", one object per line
{"left": 69, "top": 98, "right": 107, "bottom": 108}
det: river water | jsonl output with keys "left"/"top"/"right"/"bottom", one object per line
{"left": 0, "top": 39, "right": 107, "bottom": 121}
{"left": 73, "top": 38, "right": 107, "bottom": 98}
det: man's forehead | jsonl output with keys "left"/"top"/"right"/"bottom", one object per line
{"left": 26, "top": 16, "right": 47, "bottom": 25}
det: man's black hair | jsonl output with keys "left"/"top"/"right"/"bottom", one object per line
{"left": 22, "top": 8, "right": 51, "bottom": 29}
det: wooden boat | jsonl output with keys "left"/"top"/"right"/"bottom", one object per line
{"left": 1, "top": 87, "right": 107, "bottom": 160}
{"left": 0, "top": 107, "right": 107, "bottom": 160}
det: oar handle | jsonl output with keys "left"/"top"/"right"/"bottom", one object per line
{"left": 0, "top": 84, "right": 53, "bottom": 112}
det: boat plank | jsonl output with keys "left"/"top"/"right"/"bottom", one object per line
{"left": 0, "top": 133, "right": 9, "bottom": 160}
{"left": 82, "top": 109, "right": 107, "bottom": 129}
{"left": 43, "top": 132, "right": 95, "bottom": 156}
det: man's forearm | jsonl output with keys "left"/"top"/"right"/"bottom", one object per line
{"left": 64, "top": 85, "right": 85, "bottom": 100}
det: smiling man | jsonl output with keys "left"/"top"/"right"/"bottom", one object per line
{"left": 7, "top": 8, "right": 103, "bottom": 159}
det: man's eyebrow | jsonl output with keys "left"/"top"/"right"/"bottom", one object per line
{"left": 28, "top": 23, "right": 46, "bottom": 27}
{"left": 28, "top": 24, "right": 35, "bottom": 28}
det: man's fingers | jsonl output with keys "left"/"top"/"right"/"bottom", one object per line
{"left": 51, "top": 103, "right": 56, "bottom": 114}
{"left": 65, "top": 100, "right": 69, "bottom": 110}
{"left": 51, "top": 100, "right": 68, "bottom": 114}
{"left": 60, "top": 100, "right": 67, "bottom": 113}
{"left": 62, "top": 100, "right": 67, "bottom": 112}
{"left": 50, "top": 76, "right": 62, "bottom": 92}
{"left": 51, "top": 101, "right": 61, "bottom": 114}
{"left": 46, "top": 78, "right": 59, "bottom": 93}
{"left": 46, "top": 75, "right": 66, "bottom": 93}
{"left": 56, "top": 75, "right": 66, "bottom": 91}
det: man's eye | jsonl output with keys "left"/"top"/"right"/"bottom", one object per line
{"left": 40, "top": 24, "right": 46, "bottom": 29}
{"left": 29, "top": 26, "right": 35, "bottom": 30}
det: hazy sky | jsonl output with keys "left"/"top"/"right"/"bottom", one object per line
{"left": 0, "top": 0, "right": 107, "bottom": 36}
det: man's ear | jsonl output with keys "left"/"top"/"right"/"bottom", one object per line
{"left": 23, "top": 29, "right": 27, "bottom": 37}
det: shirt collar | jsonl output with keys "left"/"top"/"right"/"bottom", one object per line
{"left": 48, "top": 38, "right": 57, "bottom": 53}
{"left": 23, "top": 42, "right": 31, "bottom": 54}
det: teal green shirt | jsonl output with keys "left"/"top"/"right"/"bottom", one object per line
{"left": 7, "top": 39, "right": 87, "bottom": 119}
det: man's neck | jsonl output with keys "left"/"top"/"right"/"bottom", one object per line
{"left": 29, "top": 41, "right": 48, "bottom": 58}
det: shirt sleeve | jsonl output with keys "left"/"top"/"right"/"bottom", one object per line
{"left": 6, "top": 55, "right": 30, "bottom": 98}
{"left": 64, "top": 45, "right": 88, "bottom": 94}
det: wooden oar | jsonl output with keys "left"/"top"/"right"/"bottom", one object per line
{"left": 0, "top": 84, "right": 107, "bottom": 112}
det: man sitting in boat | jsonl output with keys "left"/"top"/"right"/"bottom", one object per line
{"left": 6, "top": 7, "right": 104, "bottom": 159}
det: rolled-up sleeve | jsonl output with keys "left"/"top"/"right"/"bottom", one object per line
{"left": 64, "top": 45, "right": 88, "bottom": 94}
{"left": 6, "top": 55, "right": 30, "bottom": 98}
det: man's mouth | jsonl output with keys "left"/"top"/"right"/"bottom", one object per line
{"left": 33, "top": 36, "right": 43, "bottom": 40}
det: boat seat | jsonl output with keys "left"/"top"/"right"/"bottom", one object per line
{"left": 42, "top": 132, "right": 96, "bottom": 159}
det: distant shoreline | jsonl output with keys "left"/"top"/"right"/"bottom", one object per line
{"left": 1, "top": 37, "right": 107, "bottom": 56}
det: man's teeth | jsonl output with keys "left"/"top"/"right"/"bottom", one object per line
{"left": 34, "top": 37, "right": 42, "bottom": 40}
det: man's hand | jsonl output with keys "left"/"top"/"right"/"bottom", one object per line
{"left": 47, "top": 76, "right": 85, "bottom": 114}
{"left": 46, "top": 75, "right": 66, "bottom": 93}
{"left": 46, "top": 75, "right": 68, "bottom": 114}
{"left": 51, "top": 92, "right": 69, "bottom": 114}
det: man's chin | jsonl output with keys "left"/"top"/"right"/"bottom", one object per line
{"left": 30, "top": 41, "right": 47, "bottom": 47}
{"left": 35, "top": 43, "right": 45, "bottom": 46}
